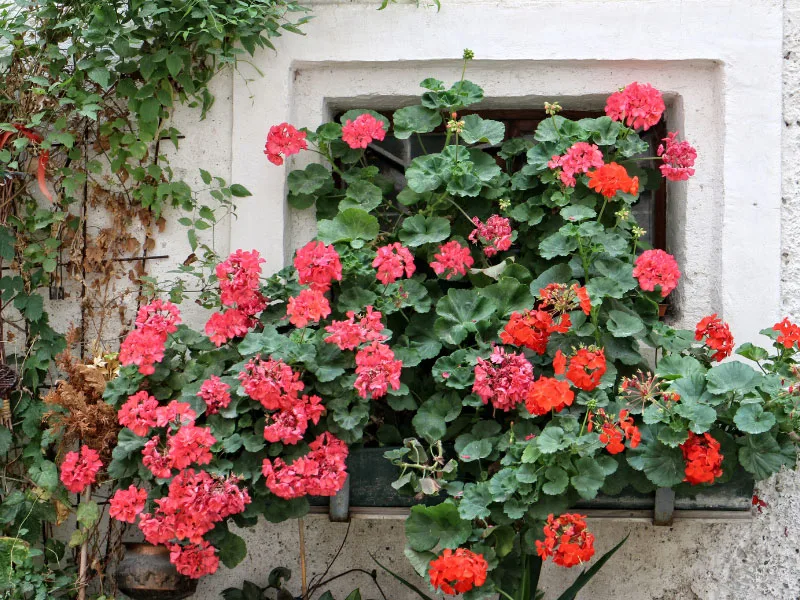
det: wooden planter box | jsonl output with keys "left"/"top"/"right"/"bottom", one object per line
{"left": 309, "top": 447, "right": 755, "bottom": 525}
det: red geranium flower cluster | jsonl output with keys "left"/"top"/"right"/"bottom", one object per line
{"left": 109, "top": 485, "right": 148, "bottom": 523}
{"left": 773, "top": 317, "right": 800, "bottom": 349}
{"left": 473, "top": 345, "right": 534, "bottom": 411}
{"left": 548, "top": 142, "right": 605, "bottom": 187}
{"left": 59, "top": 446, "right": 102, "bottom": 494}
{"left": 557, "top": 347, "right": 607, "bottom": 392}
{"left": 155, "top": 401, "right": 197, "bottom": 427}
{"left": 120, "top": 299, "right": 182, "bottom": 375}
{"left": 695, "top": 314, "right": 734, "bottom": 362}
{"left": 167, "top": 424, "right": 216, "bottom": 469}
{"left": 294, "top": 241, "right": 342, "bottom": 291}
{"left": 658, "top": 132, "right": 697, "bottom": 182}
{"left": 354, "top": 342, "right": 402, "bottom": 399}
{"left": 197, "top": 376, "right": 232, "bottom": 415}
{"left": 539, "top": 283, "right": 591, "bottom": 316}
{"left": 604, "top": 82, "right": 665, "bottom": 131}
{"left": 373, "top": 243, "right": 416, "bottom": 284}
{"left": 341, "top": 114, "right": 386, "bottom": 149}
{"left": 633, "top": 249, "right": 681, "bottom": 298}
{"left": 169, "top": 541, "right": 219, "bottom": 579}
{"left": 205, "top": 309, "right": 252, "bottom": 347}
{"left": 431, "top": 240, "right": 474, "bottom": 280}
{"left": 261, "top": 433, "right": 348, "bottom": 499}
{"left": 264, "top": 122, "right": 307, "bottom": 166}
{"left": 680, "top": 432, "right": 723, "bottom": 485}
{"left": 525, "top": 376, "right": 574, "bottom": 416}
{"left": 140, "top": 402, "right": 215, "bottom": 479}
{"left": 239, "top": 356, "right": 305, "bottom": 410}
{"left": 587, "top": 162, "right": 639, "bottom": 198}
{"left": 500, "top": 309, "right": 568, "bottom": 355}
{"left": 206, "top": 249, "right": 266, "bottom": 346}
{"left": 287, "top": 288, "right": 331, "bottom": 328}
{"left": 325, "top": 306, "right": 387, "bottom": 350}
{"left": 263, "top": 394, "right": 325, "bottom": 445}
{"left": 589, "top": 408, "right": 641, "bottom": 454}
{"left": 468, "top": 215, "right": 513, "bottom": 257}
{"left": 428, "top": 548, "right": 488, "bottom": 595}
{"left": 536, "top": 513, "right": 596, "bottom": 568}
{"left": 118, "top": 390, "right": 160, "bottom": 436}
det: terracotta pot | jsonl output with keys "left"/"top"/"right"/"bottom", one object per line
{"left": 658, "top": 303, "right": 668, "bottom": 318}
{"left": 116, "top": 543, "right": 197, "bottom": 600}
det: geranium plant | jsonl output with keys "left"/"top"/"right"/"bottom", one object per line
{"left": 102, "top": 52, "right": 800, "bottom": 599}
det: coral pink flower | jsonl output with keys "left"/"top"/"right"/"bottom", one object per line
{"left": 695, "top": 314, "right": 734, "bottom": 362}
{"left": 468, "top": 215, "right": 513, "bottom": 257}
{"left": 324, "top": 306, "right": 386, "bottom": 350}
{"left": 109, "top": 485, "right": 148, "bottom": 523}
{"left": 169, "top": 541, "right": 220, "bottom": 579}
{"left": 373, "top": 243, "right": 416, "bottom": 285}
{"left": 60, "top": 446, "right": 102, "bottom": 493}
{"left": 473, "top": 346, "right": 534, "bottom": 411}
{"left": 587, "top": 162, "right": 639, "bottom": 197}
{"left": 263, "top": 395, "right": 326, "bottom": 445}
{"left": 215, "top": 249, "right": 266, "bottom": 314}
{"left": 430, "top": 240, "right": 474, "bottom": 280}
{"left": 118, "top": 391, "right": 159, "bottom": 436}
{"left": 142, "top": 436, "right": 173, "bottom": 479}
{"left": 262, "top": 433, "right": 349, "bottom": 499}
{"left": 119, "top": 327, "right": 166, "bottom": 376}
{"left": 658, "top": 132, "right": 697, "bottom": 181}
{"left": 605, "top": 82, "right": 665, "bottom": 131}
{"left": 197, "top": 376, "right": 232, "bottom": 415}
{"left": 354, "top": 342, "right": 402, "bottom": 399}
{"left": 239, "top": 356, "right": 304, "bottom": 410}
{"left": 138, "top": 512, "right": 173, "bottom": 545}
{"left": 264, "top": 123, "right": 307, "bottom": 166}
{"left": 167, "top": 425, "right": 216, "bottom": 469}
{"left": 155, "top": 401, "right": 197, "bottom": 428}
{"left": 548, "top": 142, "right": 605, "bottom": 187}
{"left": 135, "top": 299, "right": 181, "bottom": 336}
{"left": 205, "top": 309, "right": 252, "bottom": 347}
{"left": 294, "top": 241, "right": 342, "bottom": 292}
{"left": 633, "top": 249, "right": 681, "bottom": 298}
{"left": 341, "top": 114, "right": 386, "bottom": 149}
{"left": 286, "top": 288, "right": 331, "bottom": 328}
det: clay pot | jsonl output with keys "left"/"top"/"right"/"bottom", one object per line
{"left": 658, "top": 303, "right": 668, "bottom": 318}
{"left": 116, "top": 543, "right": 197, "bottom": 600}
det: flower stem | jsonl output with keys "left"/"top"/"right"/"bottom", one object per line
{"left": 446, "top": 197, "right": 474, "bottom": 224}
{"left": 497, "top": 590, "right": 516, "bottom": 600}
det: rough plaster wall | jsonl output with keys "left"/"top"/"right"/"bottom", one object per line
{"left": 179, "top": 2, "right": 800, "bottom": 599}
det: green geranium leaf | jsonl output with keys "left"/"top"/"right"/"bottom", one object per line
{"left": 530, "top": 264, "right": 572, "bottom": 295}
{"left": 736, "top": 343, "right": 770, "bottom": 363}
{"left": 340, "top": 180, "right": 383, "bottom": 212}
{"left": 435, "top": 289, "right": 495, "bottom": 345}
{"left": 393, "top": 105, "right": 442, "bottom": 139}
{"left": 657, "top": 427, "right": 689, "bottom": 448}
{"left": 484, "top": 277, "right": 534, "bottom": 318}
{"left": 537, "top": 427, "right": 570, "bottom": 454}
{"left": 534, "top": 116, "right": 588, "bottom": 143}
{"left": 432, "top": 349, "right": 479, "bottom": 389}
{"left": 586, "top": 277, "right": 626, "bottom": 302}
{"left": 337, "top": 287, "right": 378, "bottom": 313}
{"left": 706, "top": 362, "right": 761, "bottom": 395}
{"left": 287, "top": 163, "right": 333, "bottom": 196}
{"left": 413, "top": 393, "right": 462, "bottom": 443}
{"left": 734, "top": 404, "right": 777, "bottom": 434}
{"left": 539, "top": 232, "right": 578, "bottom": 260}
{"left": 674, "top": 399, "right": 717, "bottom": 434}
{"left": 30, "top": 460, "right": 59, "bottom": 492}
{"left": 406, "top": 503, "right": 471, "bottom": 551}
{"left": 738, "top": 434, "right": 792, "bottom": 480}
{"left": 398, "top": 215, "right": 451, "bottom": 247}
{"left": 627, "top": 432, "right": 685, "bottom": 487}
{"left": 570, "top": 456, "right": 606, "bottom": 500}
{"left": 656, "top": 355, "right": 704, "bottom": 380}
{"left": 560, "top": 205, "right": 596, "bottom": 223}
{"left": 317, "top": 208, "right": 379, "bottom": 245}
{"left": 406, "top": 154, "right": 445, "bottom": 193}
{"left": 218, "top": 530, "right": 248, "bottom": 569}
{"left": 488, "top": 468, "right": 519, "bottom": 502}
{"left": 460, "top": 115, "right": 505, "bottom": 145}
{"left": 76, "top": 501, "right": 100, "bottom": 528}
{"left": 459, "top": 483, "right": 493, "bottom": 520}
{"left": 459, "top": 439, "right": 493, "bottom": 462}
{"left": 542, "top": 466, "right": 569, "bottom": 495}
{"left": 577, "top": 116, "right": 622, "bottom": 145}
{"left": 607, "top": 310, "right": 644, "bottom": 337}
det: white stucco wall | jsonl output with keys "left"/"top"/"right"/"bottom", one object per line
{"left": 149, "top": 0, "right": 800, "bottom": 598}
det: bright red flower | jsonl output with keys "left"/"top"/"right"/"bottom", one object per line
{"left": 525, "top": 376, "right": 574, "bottom": 416}
{"left": 286, "top": 288, "right": 331, "bottom": 328}
{"left": 575, "top": 285, "right": 591, "bottom": 315}
{"left": 142, "top": 436, "right": 173, "bottom": 479}
{"left": 197, "top": 376, "right": 232, "bottom": 415}
{"left": 553, "top": 349, "right": 567, "bottom": 375}
{"left": 59, "top": 446, "right": 102, "bottom": 493}
{"left": 468, "top": 215, "right": 513, "bottom": 257}
{"left": 773, "top": 317, "right": 800, "bottom": 349}
{"left": 373, "top": 243, "right": 416, "bottom": 284}
{"left": 294, "top": 241, "right": 342, "bottom": 292}
{"left": 429, "top": 548, "right": 488, "bottom": 595}
{"left": 604, "top": 82, "right": 665, "bottom": 131}
{"left": 263, "top": 394, "right": 325, "bottom": 445}
{"left": 536, "top": 513, "right": 596, "bottom": 567}
{"left": 119, "top": 327, "right": 166, "bottom": 376}
{"left": 354, "top": 342, "right": 402, "bottom": 399}
{"left": 500, "top": 309, "right": 562, "bottom": 354}
{"left": 548, "top": 142, "right": 605, "bottom": 187}
{"left": 167, "top": 425, "right": 216, "bottom": 469}
{"left": 587, "top": 162, "right": 639, "bottom": 198}
{"left": 118, "top": 391, "right": 159, "bottom": 436}
{"left": 239, "top": 356, "right": 304, "bottom": 410}
{"left": 262, "top": 433, "right": 348, "bottom": 498}
{"left": 264, "top": 123, "right": 307, "bottom": 166}
{"left": 473, "top": 345, "right": 534, "bottom": 411}
{"left": 135, "top": 299, "right": 181, "bottom": 336}
{"left": 590, "top": 408, "right": 641, "bottom": 454}
{"left": 565, "top": 347, "right": 606, "bottom": 392}
{"left": 215, "top": 249, "right": 266, "bottom": 314}
{"left": 633, "top": 249, "right": 681, "bottom": 298}
{"left": 341, "top": 114, "right": 386, "bottom": 149}
{"left": 430, "top": 240, "right": 474, "bottom": 280}
{"left": 658, "top": 132, "right": 697, "bottom": 181}
{"left": 680, "top": 432, "right": 723, "bottom": 485}
{"left": 109, "top": 485, "right": 148, "bottom": 523}
{"left": 695, "top": 314, "right": 734, "bottom": 362}
{"left": 169, "top": 541, "right": 220, "bottom": 579}
{"left": 539, "top": 283, "right": 590, "bottom": 316}
{"left": 324, "top": 306, "right": 387, "bottom": 350}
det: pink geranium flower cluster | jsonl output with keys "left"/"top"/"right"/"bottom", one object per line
{"left": 431, "top": 240, "right": 474, "bottom": 280}
{"left": 264, "top": 123, "right": 307, "bottom": 166}
{"left": 287, "top": 288, "right": 331, "bottom": 328}
{"left": 118, "top": 390, "right": 160, "bottom": 436}
{"left": 658, "top": 132, "right": 697, "bottom": 182}
{"left": 472, "top": 345, "right": 534, "bottom": 411}
{"left": 354, "top": 342, "right": 403, "bottom": 399}
{"left": 120, "top": 299, "right": 182, "bottom": 375}
{"left": 605, "top": 82, "right": 665, "bottom": 131}
{"left": 325, "top": 306, "right": 387, "bottom": 350}
{"left": 59, "top": 446, "right": 103, "bottom": 493}
{"left": 109, "top": 485, "right": 148, "bottom": 523}
{"left": 633, "top": 249, "right": 681, "bottom": 298}
{"left": 468, "top": 215, "right": 513, "bottom": 257}
{"left": 341, "top": 114, "right": 386, "bottom": 149}
{"left": 197, "top": 376, "right": 232, "bottom": 415}
{"left": 548, "top": 142, "right": 605, "bottom": 187}
{"left": 263, "top": 394, "right": 326, "bottom": 445}
{"left": 294, "top": 241, "right": 342, "bottom": 291}
{"left": 239, "top": 356, "right": 305, "bottom": 410}
{"left": 261, "top": 433, "right": 348, "bottom": 499}
{"left": 373, "top": 243, "right": 416, "bottom": 284}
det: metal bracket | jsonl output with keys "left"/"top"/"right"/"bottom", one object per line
{"left": 653, "top": 487, "right": 675, "bottom": 526}
{"left": 329, "top": 475, "right": 351, "bottom": 522}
